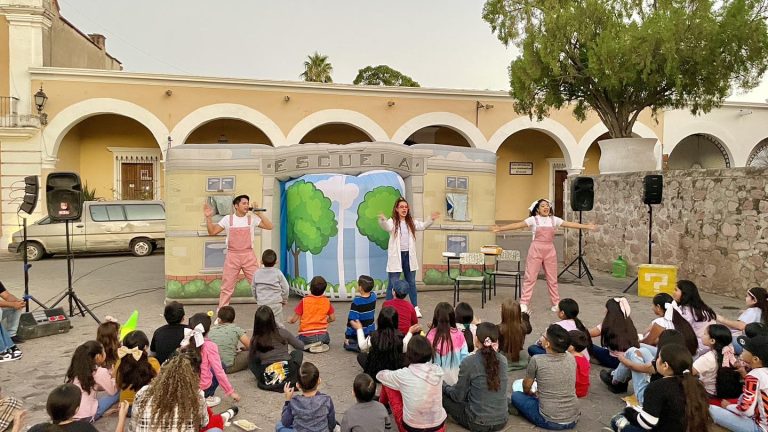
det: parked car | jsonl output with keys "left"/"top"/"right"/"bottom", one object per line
{"left": 8, "top": 200, "right": 165, "bottom": 261}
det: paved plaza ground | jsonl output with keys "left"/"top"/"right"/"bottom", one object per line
{"left": 0, "top": 253, "right": 742, "bottom": 431}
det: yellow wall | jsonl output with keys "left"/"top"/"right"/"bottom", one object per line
{"left": 0, "top": 17, "right": 9, "bottom": 97}
{"left": 186, "top": 118, "right": 272, "bottom": 144}
{"left": 583, "top": 143, "right": 602, "bottom": 175}
{"left": 495, "top": 130, "right": 564, "bottom": 220}
{"left": 165, "top": 170, "right": 264, "bottom": 275}
{"left": 299, "top": 124, "right": 372, "bottom": 144}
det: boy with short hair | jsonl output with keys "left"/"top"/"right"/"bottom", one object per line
{"left": 208, "top": 306, "right": 250, "bottom": 373}
{"left": 150, "top": 301, "right": 187, "bottom": 364}
{"left": 382, "top": 280, "right": 418, "bottom": 336}
{"left": 510, "top": 324, "right": 579, "bottom": 430}
{"left": 344, "top": 276, "right": 377, "bottom": 352}
{"left": 710, "top": 335, "right": 768, "bottom": 431}
{"left": 251, "top": 249, "right": 290, "bottom": 327}
{"left": 289, "top": 276, "right": 335, "bottom": 353}
{"left": 567, "top": 330, "right": 591, "bottom": 398}
{"left": 341, "top": 373, "right": 391, "bottom": 432}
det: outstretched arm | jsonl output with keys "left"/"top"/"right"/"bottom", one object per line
{"left": 492, "top": 221, "right": 528, "bottom": 232}
{"left": 203, "top": 204, "right": 224, "bottom": 235}
{"left": 561, "top": 221, "right": 596, "bottom": 230}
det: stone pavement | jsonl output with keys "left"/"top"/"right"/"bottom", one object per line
{"left": 0, "top": 254, "right": 744, "bottom": 431}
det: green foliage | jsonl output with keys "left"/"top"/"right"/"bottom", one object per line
{"left": 356, "top": 186, "right": 402, "bottom": 250}
{"left": 300, "top": 52, "right": 334, "bottom": 83}
{"left": 482, "top": 0, "right": 768, "bottom": 138}
{"left": 353, "top": 65, "right": 420, "bottom": 87}
{"left": 235, "top": 279, "right": 252, "bottom": 297}
{"left": 81, "top": 182, "right": 101, "bottom": 202}
{"left": 424, "top": 269, "right": 453, "bottom": 285}
{"left": 183, "top": 279, "right": 206, "bottom": 297}
{"left": 285, "top": 180, "right": 338, "bottom": 276}
{"left": 166, "top": 280, "right": 183, "bottom": 298}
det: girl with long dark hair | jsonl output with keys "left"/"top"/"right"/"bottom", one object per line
{"left": 65, "top": 341, "right": 118, "bottom": 421}
{"left": 589, "top": 298, "right": 640, "bottom": 368}
{"left": 96, "top": 321, "right": 120, "bottom": 370}
{"left": 717, "top": 286, "right": 768, "bottom": 353}
{"left": 614, "top": 330, "right": 687, "bottom": 404}
{"left": 184, "top": 313, "right": 240, "bottom": 405}
{"left": 248, "top": 305, "right": 304, "bottom": 392}
{"left": 497, "top": 298, "right": 532, "bottom": 370}
{"left": 378, "top": 196, "right": 440, "bottom": 318}
{"left": 442, "top": 322, "right": 509, "bottom": 431}
{"left": 27, "top": 384, "right": 98, "bottom": 432}
{"left": 610, "top": 344, "right": 712, "bottom": 432}
{"left": 115, "top": 331, "right": 159, "bottom": 408}
{"left": 674, "top": 280, "right": 717, "bottom": 355}
{"left": 692, "top": 324, "right": 742, "bottom": 399}
{"left": 426, "top": 302, "right": 469, "bottom": 385}
{"left": 352, "top": 306, "right": 420, "bottom": 381}
{"left": 493, "top": 198, "right": 596, "bottom": 313}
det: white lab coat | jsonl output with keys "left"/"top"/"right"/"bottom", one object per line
{"left": 379, "top": 217, "right": 433, "bottom": 273}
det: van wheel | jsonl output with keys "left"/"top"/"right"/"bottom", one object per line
{"left": 24, "top": 241, "right": 45, "bottom": 261}
{"left": 130, "top": 239, "right": 154, "bottom": 257}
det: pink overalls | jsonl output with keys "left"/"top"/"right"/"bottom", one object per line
{"left": 521, "top": 216, "right": 560, "bottom": 307}
{"left": 219, "top": 214, "right": 258, "bottom": 308}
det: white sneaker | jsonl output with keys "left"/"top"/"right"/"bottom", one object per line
{"left": 550, "top": 305, "right": 559, "bottom": 312}
{"left": 205, "top": 396, "right": 221, "bottom": 407}
{"left": 520, "top": 304, "right": 529, "bottom": 314}
{"left": 414, "top": 306, "right": 423, "bottom": 318}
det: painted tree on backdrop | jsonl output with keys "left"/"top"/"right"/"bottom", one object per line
{"left": 285, "top": 180, "right": 338, "bottom": 277}
{"left": 482, "top": 0, "right": 768, "bottom": 138}
{"left": 300, "top": 52, "right": 334, "bottom": 83}
{"left": 353, "top": 65, "right": 420, "bottom": 87}
{"left": 356, "top": 186, "right": 402, "bottom": 249}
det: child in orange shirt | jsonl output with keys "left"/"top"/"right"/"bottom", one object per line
{"left": 289, "top": 276, "right": 335, "bottom": 353}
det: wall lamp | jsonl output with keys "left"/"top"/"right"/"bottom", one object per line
{"left": 34, "top": 85, "right": 48, "bottom": 126}
{"left": 739, "top": 109, "right": 753, "bottom": 116}
{"left": 284, "top": 95, "right": 291, "bottom": 102}
{"left": 475, "top": 101, "right": 494, "bottom": 126}
{"left": 387, "top": 101, "right": 395, "bottom": 107}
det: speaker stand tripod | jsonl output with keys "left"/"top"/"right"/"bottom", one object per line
{"left": 558, "top": 211, "right": 594, "bottom": 286}
{"left": 624, "top": 204, "right": 654, "bottom": 293}
{"left": 21, "top": 216, "right": 48, "bottom": 312}
{"left": 49, "top": 220, "right": 100, "bottom": 323}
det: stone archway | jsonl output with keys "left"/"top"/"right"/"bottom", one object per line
{"left": 392, "top": 112, "right": 486, "bottom": 148}
{"left": 185, "top": 119, "right": 274, "bottom": 145}
{"left": 747, "top": 138, "right": 768, "bottom": 167}
{"left": 298, "top": 123, "right": 373, "bottom": 144}
{"left": 171, "top": 103, "right": 285, "bottom": 147}
{"left": 668, "top": 134, "right": 731, "bottom": 169}
{"left": 286, "top": 109, "right": 388, "bottom": 144}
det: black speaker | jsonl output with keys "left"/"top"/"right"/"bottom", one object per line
{"left": 643, "top": 175, "right": 663, "bottom": 205}
{"left": 20, "top": 175, "right": 39, "bottom": 215}
{"left": 570, "top": 177, "right": 594, "bottom": 211}
{"left": 46, "top": 172, "right": 83, "bottom": 221}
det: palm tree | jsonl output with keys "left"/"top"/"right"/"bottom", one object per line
{"left": 300, "top": 52, "right": 333, "bottom": 83}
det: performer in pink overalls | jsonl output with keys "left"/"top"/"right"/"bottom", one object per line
{"left": 493, "top": 199, "right": 595, "bottom": 314}
{"left": 204, "top": 194, "right": 273, "bottom": 308}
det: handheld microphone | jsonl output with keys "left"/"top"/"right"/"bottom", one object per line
{"left": 248, "top": 207, "right": 267, "bottom": 212}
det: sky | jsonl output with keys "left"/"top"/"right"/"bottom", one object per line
{"left": 57, "top": 0, "right": 767, "bottom": 102}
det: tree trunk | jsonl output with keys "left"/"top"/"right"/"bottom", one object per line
{"left": 292, "top": 247, "right": 300, "bottom": 279}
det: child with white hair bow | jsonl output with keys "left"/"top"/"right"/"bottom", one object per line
{"left": 493, "top": 198, "right": 596, "bottom": 314}
{"left": 182, "top": 313, "right": 240, "bottom": 407}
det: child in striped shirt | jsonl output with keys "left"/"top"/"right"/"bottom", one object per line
{"left": 344, "top": 276, "right": 377, "bottom": 352}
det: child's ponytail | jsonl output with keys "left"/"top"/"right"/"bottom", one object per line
{"left": 65, "top": 340, "right": 102, "bottom": 393}
{"left": 476, "top": 323, "right": 501, "bottom": 392}
{"left": 656, "top": 293, "right": 699, "bottom": 356}
{"left": 658, "top": 344, "right": 712, "bottom": 432}
{"left": 559, "top": 298, "right": 592, "bottom": 348}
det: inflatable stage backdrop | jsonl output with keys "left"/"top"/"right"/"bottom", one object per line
{"left": 162, "top": 142, "right": 497, "bottom": 303}
{"left": 281, "top": 170, "right": 404, "bottom": 298}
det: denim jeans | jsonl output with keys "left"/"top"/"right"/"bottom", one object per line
{"left": 95, "top": 392, "right": 120, "bottom": 419}
{"left": 275, "top": 422, "right": 294, "bottom": 432}
{"left": 609, "top": 414, "right": 646, "bottom": 432}
{"left": 0, "top": 307, "right": 21, "bottom": 338}
{"left": 509, "top": 392, "right": 577, "bottom": 430}
{"left": 588, "top": 345, "right": 620, "bottom": 368}
{"left": 297, "top": 332, "right": 331, "bottom": 346}
{"left": 203, "top": 361, "right": 227, "bottom": 398}
{"left": 710, "top": 406, "right": 762, "bottom": 432}
{"left": 386, "top": 251, "right": 418, "bottom": 306}
{"left": 0, "top": 324, "right": 14, "bottom": 352}
{"left": 527, "top": 344, "right": 546, "bottom": 357}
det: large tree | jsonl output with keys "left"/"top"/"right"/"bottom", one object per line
{"left": 482, "top": 0, "right": 768, "bottom": 138}
{"left": 353, "top": 65, "right": 420, "bottom": 87}
{"left": 285, "top": 180, "right": 338, "bottom": 277}
{"left": 300, "top": 52, "right": 334, "bottom": 83}
{"left": 356, "top": 186, "right": 402, "bottom": 250}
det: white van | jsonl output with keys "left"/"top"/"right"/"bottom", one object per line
{"left": 8, "top": 200, "right": 165, "bottom": 261}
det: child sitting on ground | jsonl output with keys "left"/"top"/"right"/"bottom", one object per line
{"left": 377, "top": 335, "right": 446, "bottom": 432}
{"left": 528, "top": 298, "right": 590, "bottom": 360}
{"left": 352, "top": 306, "right": 420, "bottom": 381}
{"left": 382, "top": 280, "right": 418, "bottom": 336}
{"left": 208, "top": 306, "right": 250, "bottom": 373}
{"left": 0, "top": 385, "right": 24, "bottom": 432}
{"left": 96, "top": 320, "right": 121, "bottom": 371}
{"left": 276, "top": 362, "right": 338, "bottom": 432}
{"left": 510, "top": 324, "right": 580, "bottom": 430}
{"left": 116, "top": 331, "right": 160, "bottom": 408}
{"left": 426, "top": 302, "right": 469, "bottom": 385}
{"left": 674, "top": 280, "right": 717, "bottom": 355}
{"left": 568, "top": 330, "right": 590, "bottom": 398}
{"left": 589, "top": 297, "right": 639, "bottom": 369}
{"left": 150, "top": 301, "right": 187, "bottom": 365}
{"left": 341, "top": 373, "right": 391, "bottom": 432}
{"left": 66, "top": 340, "right": 119, "bottom": 421}
{"left": 498, "top": 298, "right": 532, "bottom": 371}
{"left": 184, "top": 313, "right": 240, "bottom": 406}
{"left": 248, "top": 306, "right": 305, "bottom": 392}
{"left": 344, "top": 275, "right": 377, "bottom": 352}
{"left": 289, "top": 276, "right": 335, "bottom": 353}
{"left": 692, "top": 324, "right": 742, "bottom": 400}
{"left": 251, "top": 249, "right": 290, "bottom": 327}
{"left": 28, "top": 384, "right": 98, "bottom": 432}
{"left": 454, "top": 302, "right": 479, "bottom": 352}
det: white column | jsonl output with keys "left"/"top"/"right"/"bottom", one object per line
{"left": 0, "top": 133, "right": 45, "bottom": 252}
{"left": 5, "top": 9, "right": 52, "bottom": 118}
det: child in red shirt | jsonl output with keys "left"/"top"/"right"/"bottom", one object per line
{"left": 382, "top": 280, "right": 418, "bottom": 336}
{"left": 289, "top": 276, "right": 335, "bottom": 353}
{"left": 568, "top": 330, "right": 591, "bottom": 398}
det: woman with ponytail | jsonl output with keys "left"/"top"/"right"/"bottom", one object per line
{"left": 717, "top": 287, "right": 768, "bottom": 353}
{"left": 610, "top": 344, "right": 712, "bottom": 431}
{"left": 442, "top": 322, "right": 509, "bottom": 431}
{"left": 692, "top": 324, "right": 742, "bottom": 399}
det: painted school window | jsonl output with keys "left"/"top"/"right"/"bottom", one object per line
{"left": 446, "top": 234, "right": 468, "bottom": 255}
{"left": 203, "top": 241, "right": 226, "bottom": 270}
{"left": 445, "top": 176, "right": 469, "bottom": 221}
{"left": 206, "top": 195, "right": 233, "bottom": 223}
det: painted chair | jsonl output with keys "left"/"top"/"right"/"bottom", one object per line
{"left": 448, "top": 252, "right": 488, "bottom": 308}
{"left": 487, "top": 249, "right": 522, "bottom": 300}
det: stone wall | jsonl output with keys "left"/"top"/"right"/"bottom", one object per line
{"left": 564, "top": 168, "right": 768, "bottom": 298}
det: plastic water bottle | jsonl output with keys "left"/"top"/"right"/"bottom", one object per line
{"left": 612, "top": 256, "right": 628, "bottom": 278}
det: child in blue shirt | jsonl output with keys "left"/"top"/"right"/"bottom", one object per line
{"left": 344, "top": 276, "right": 377, "bottom": 352}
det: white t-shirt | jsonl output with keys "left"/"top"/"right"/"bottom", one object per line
{"left": 732, "top": 307, "right": 763, "bottom": 336}
{"left": 693, "top": 350, "right": 718, "bottom": 395}
{"left": 524, "top": 216, "right": 564, "bottom": 239}
{"left": 651, "top": 316, "right": 675, "bottom": 330}
{"left": 217, "top": 214, "right": 262, "bottom": 247}
{"left": 398, "top": 221, "right": 410, "bottom": 251}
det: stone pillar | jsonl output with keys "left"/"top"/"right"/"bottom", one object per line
{"left": 0, "top": 133, "right": 45, "bottom": 252}
{"left": 4, "top": 5, "right": 52, "bottom": 118}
